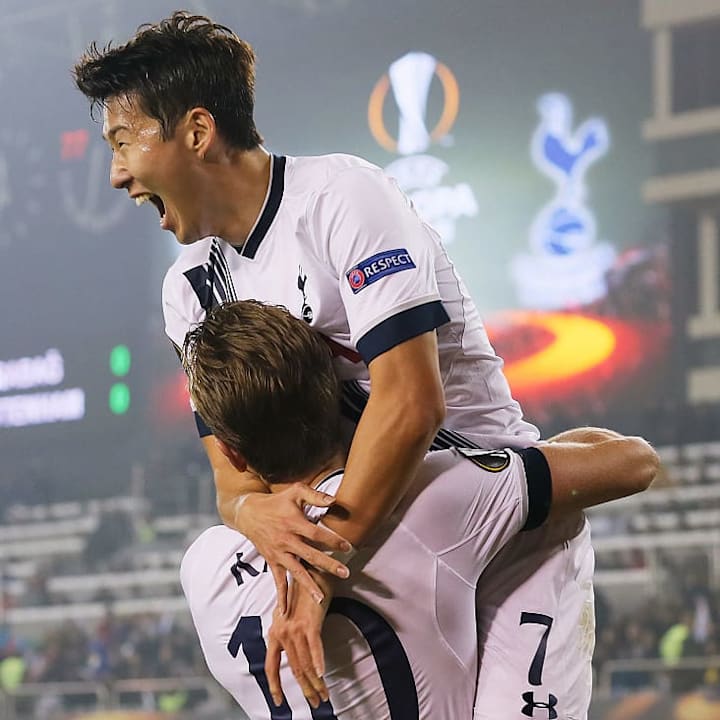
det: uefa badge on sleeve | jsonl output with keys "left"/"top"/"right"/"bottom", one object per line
{"left": 347, "top": 268, "right": 367, "bottom": 292}
{"left": 345, "top": 249, "right": 416, "bottom": 294}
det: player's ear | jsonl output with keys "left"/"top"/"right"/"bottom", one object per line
{"left": 183, "top": 107, "right": 216, "bottom": 159}
{"left": 216, "top": 438, "right": 248, "bottom": 473}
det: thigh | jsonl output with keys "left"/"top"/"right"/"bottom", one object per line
{"left": 474, "top": 516, "right": 595, "bottom": 720}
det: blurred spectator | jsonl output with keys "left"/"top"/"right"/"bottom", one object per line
{"left": 0, "top": 653, "right": 25, "bottom": 692}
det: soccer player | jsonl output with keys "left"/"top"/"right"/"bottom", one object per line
{"left": 180, "top": 300, "right": 658, "bottom": 720}
{"left": 74, "top": 12, "right": 607, "bottom": 718}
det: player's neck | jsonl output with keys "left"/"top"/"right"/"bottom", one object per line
{"left": 197, "top": 146, "right": 271, "bottom": 247}
{"left": 309, "top": 456, "right": 347, "bottom": 492}
{"left": 268, "top": 450, "right": 347, "bottom": 494}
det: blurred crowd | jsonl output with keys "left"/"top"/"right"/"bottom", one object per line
{"left": 0, "top": 613, "right": 203, "bottom": 686}
{"left": 0, "top": 557, "right": 717, "bottom": 700}
{"left": 594, "top": 553, "right": 719, "bottom": 694}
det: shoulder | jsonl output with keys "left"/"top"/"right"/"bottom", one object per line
{"left": 180, "top": 525, "right": 252, "bottom": 595}
{"left": 288, "top": 152, "right": 380, "bottom": 179}
{"left": 288, "top": 153, "right": 389, "bottom": 200}
{"left": 161, "top": 237, "right": 217, "bottom": 299}
{"left": 180, "top": 525, "right": 231, "bottom": 578}
{"left": 292, "top": 155, "right": 411, "bottom": 246}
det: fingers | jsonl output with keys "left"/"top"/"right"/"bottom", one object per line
{"left": 267, "top": 576, "right": 332, "bottom": 710}
{"left": 282, "top": 555, "right": 325, "bottom": 604}
{"left": 283, "top": 634, "right": 329, "bottom": 708}
{"left": 270, "top": 564, "right": 289, "bottom": 615}
{"left": 309, "top": 627, "right": 325, "bottom": 678}
{"left": 243, "top": 484, "right": 351, "bottom": 570}
{"left": 306, "top": 522, "right": 353, "bottom": 554}
{"left": 265, "top": 636, "right": 284, "bottom": 707}
{"left": 266, "top": 619, "right": 328, "bottom": 709}
{"left": 281, "top": 516, "right": 351, "bottom": 577}
{"left": 294, "top": 484, "right": 336, "bottom": 508}
{"left": 292, "top": 543, "right": 350, "bottom": 580}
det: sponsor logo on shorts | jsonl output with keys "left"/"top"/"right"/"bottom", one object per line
{"left": 456, "top": 447, "right": 511, "bottom": 472}
{"left": 345, "top": 248, "right": 416, "bottom": 294}
{"left": 521, "top": 692, "right": 558, "bottom": 718}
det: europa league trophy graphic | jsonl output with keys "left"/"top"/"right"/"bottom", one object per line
{"left": 389, "top": 52, "right": 437, "bottom": 156}
{"left": 371, "top": 51, "right": 477, "bottom": 244}
{"left": 512, "top": 93, "right": 615, "bottom": 310}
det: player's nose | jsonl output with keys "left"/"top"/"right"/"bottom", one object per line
{"left": 109, "top": 155, "right": 132, "bottom": 190}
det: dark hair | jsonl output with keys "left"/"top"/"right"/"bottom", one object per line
{"left": 73, "top": 11, "right": 263, "bottom": 149}
{"left": 183, "top": 301, "right": 342, "bottom": 483}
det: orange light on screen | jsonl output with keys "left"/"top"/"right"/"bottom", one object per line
{"left": 502, "top": 312, "right": 617, "bottom": 393}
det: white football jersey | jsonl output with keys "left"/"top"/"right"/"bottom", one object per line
{"left": 181, "top": 447, "right": 534, "bottom": 720}
{"left": 164, "top": 151, "right": 595, "bottom": 718}
{"left": 161, "top": 152, "right": 539, "bottom": 448}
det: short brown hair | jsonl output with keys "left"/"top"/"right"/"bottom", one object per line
{"left": 73, "top": 11, "right": 263, "bottom": 149}
{"left": 183, "top": 301, "right": 342, "bottom": 482}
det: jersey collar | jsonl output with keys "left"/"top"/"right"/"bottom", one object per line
{"left": 237, "top": 154, "right": 286, "bottom": 259}
{"left": 314, "top": 468, "right": 345, "bottom": 496}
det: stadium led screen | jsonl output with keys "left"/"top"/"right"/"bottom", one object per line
{"left": 0, "top": 0, "right": 669, "bottom": 499}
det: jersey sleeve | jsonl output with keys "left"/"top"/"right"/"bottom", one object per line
{"left": 161, "top": 261, "right": 213, "bottom": 437}
{"left": 309, "top": 166, "right": 450, "bottom": 364}
{"left": 162, "top": 263, "right": 199, "bottom": 352}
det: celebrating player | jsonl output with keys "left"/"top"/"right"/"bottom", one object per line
{"left": 75, "top": 12, "right": 619, "bottom": 717}
{"left": 180, "top": 300, "right": 658, "bottom": 719}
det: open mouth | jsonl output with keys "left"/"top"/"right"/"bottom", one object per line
{"left": 135, "top": 193, "right": 167, "bottom": 224}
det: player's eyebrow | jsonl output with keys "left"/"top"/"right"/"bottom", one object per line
{"left": 102, "top": 124, "right": 129, "bottom": 142}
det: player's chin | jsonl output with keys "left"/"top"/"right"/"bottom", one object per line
{"left": 172, "top": 226, "right": 202, "bottom": 246}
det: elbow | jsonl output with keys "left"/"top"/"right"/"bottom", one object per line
{"left": 628, "top": 438, "right": 660, "bottom": 495}
{"left": 428, "top": 391, "right": 446, "bottom": 431}
{"left": 392, "top": 390, "right": 445, "bottom": 447}
{"left": 412, "top": 388, "right": 446, "bottom": 439}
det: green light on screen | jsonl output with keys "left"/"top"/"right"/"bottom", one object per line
{"left": 110, "top": 345, "right": 131, "bottom": 377}
{"left": 109, "top": 383, "right": 131, "bottom": 415}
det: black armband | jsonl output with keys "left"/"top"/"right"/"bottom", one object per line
{"left": 517, "top": 447, "right": 552, "bottom": 531}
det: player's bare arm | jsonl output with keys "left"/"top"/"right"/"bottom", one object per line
{"left": 202, "top": 435, "right": 352, "bottom": 609}
{"left": 539, "top": 427, "right": 659, "bottom": 519}
{"left": 322, "top": 330, "right": 445, "bottom": 546}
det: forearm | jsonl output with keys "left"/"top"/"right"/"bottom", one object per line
{"left": 323, "top": 332, "right": 444, "bottom": 546}
{"left": 547, "top": 426, "right": 624, "bottom": 444}
{"left": 323, "top": 394, "right": 442, "bottom": 546}
{"left": 540, "top": 436, "right": 659, "bottom": 518}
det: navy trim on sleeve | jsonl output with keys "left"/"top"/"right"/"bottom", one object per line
{"left": 517, "top": 447, "right": 552, "bottom": 531}
{"left": 356, "top": 300, "right": 450, "bottom": 364}
{"left": 194, "top": 411, "right": 213, "bottom": 438}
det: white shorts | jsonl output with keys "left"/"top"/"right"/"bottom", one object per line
{"left": 474, "top": 514, "right": 595, "bottom": 720}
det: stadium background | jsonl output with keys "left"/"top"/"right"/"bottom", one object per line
{"left": 1, "top": 0, "right": 719, "bottom": 718}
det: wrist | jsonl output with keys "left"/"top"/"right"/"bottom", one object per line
{"left": 230, "top": 492, "right": 257, "bottom": 532}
